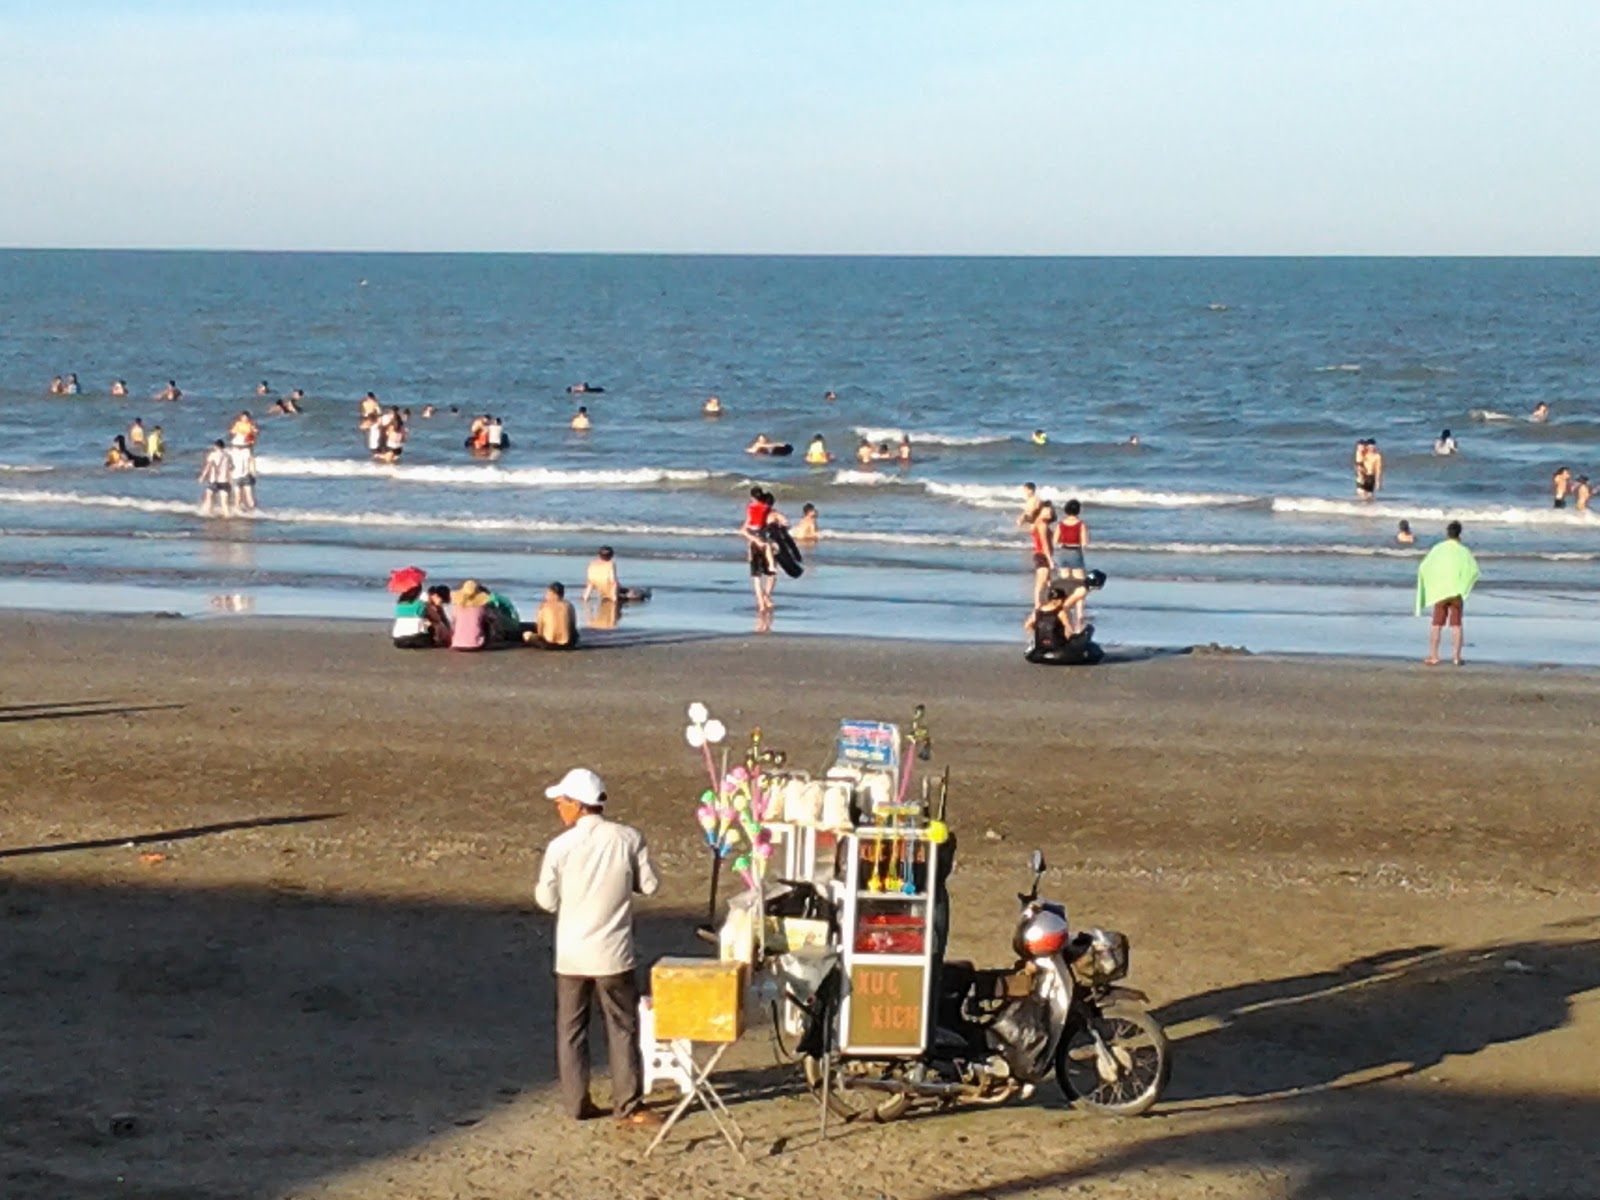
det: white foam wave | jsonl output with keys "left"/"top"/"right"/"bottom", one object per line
{"left": 921, "top": 481, "right": 1259, "bottom": 511}
{"left": 1315, "top": 363, "right": 1362, "bottom": 372}
{"left": 853, "top": 426, "right": 1010, "bottom": 447}
{"left": 0, "top": 463, "right": 52, "bottom": 474}
{"left": 1272, "top": 496, "right": 1600, "bottom": 528}
{"left": 831, "top": 469, "right": 905, "bottom": 487}
{"left": 1469, "top": 409, "right": 1516, "bottom": 423}
{"left": 254, "top": 456, "right": 721, "bottom": 489}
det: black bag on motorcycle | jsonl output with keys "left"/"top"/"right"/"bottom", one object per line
{"left": 987, "top": 995, "right": 1053, "bottom": 1078}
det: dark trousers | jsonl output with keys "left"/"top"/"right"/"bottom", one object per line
{"left": 555, "top": 970, "right": 642, "bottom": 1118}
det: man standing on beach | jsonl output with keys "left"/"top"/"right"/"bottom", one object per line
{"left": 1416, "top": 521, "right": 1479, "bottom": 666}
{"left": 535, "top": 768, "right": 661, "bottom": 1126}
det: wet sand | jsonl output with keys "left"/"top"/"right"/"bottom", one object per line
{"left": 2, "top": 613, "right": 1598, "bottom": 1200}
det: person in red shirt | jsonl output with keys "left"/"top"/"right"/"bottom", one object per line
{"left": 741, "top": 487, "right": 777, "bottom": 612}
{"left": 1029, "top": 497, "right": 1057, "bottom": 608}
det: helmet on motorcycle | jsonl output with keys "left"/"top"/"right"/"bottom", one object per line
{"left": 1014, "top": 907, "right": 1070, "bottom": 958}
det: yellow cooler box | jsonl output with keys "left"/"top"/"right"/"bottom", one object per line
{"left": 650, "top": 957, "right": 745, "bottom": 1043}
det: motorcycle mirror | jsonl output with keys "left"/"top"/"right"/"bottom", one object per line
{"left": 1029, "top": 849, "right": 1045, "bottom": 875}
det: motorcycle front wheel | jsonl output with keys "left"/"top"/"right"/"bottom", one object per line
{"left": 800, "top": 1054, "right": 913, "bottom": 1123}
{"left": 1055, "top": 1003, "right": 1171, "bottom": 1116}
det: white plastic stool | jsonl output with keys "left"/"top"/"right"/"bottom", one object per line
{"left": 638, "top": 997, "right": 695, "bottom": 1098}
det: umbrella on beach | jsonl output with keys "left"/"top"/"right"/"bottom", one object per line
{"left": 386, "top": 566, "right": 426, "bottom": 593}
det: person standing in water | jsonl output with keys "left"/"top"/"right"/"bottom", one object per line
{"left": 1029, "top": 496, "right": 1058, "bottom": 608}
{"left": 571, "top": 406, "right": 592, "bottom": 431}
{"left": 1434, "top": 429, "right": 1457, "bottom": 455}
{"left": 1056, "top": 498, "right": 1090, "bottom": 630}
{"left": 110, "top": 379, "right": 128, "bottom": 397}
{"left": 128, "top": 418, "right": 146, "bottom": 447}
{"left": 703, "top": 395, "right": 722, "bottom": 416}
{"left": 198, "top": 440, "right": 234, "bottom": 517}
{"left": 1530, "top": 402, "right": 1550, "bottom": 423}
{"left": 1396, "top": 520, "right": 1415, "bottom": 545}
{"left": 147, "top": 425, "right": 165, "bottom": 463}
{"left": 1355, "top": 440, "right": 1383, "bottom": 500}
{"left": 1553, "top": 466, "right": 1572, "bottom": 508}
{"left": 159, "top": 380, "right": 182, "bottom": 402}
{"left": 804, "top": 435, "right": 831, "bottom": 465}
{"left": 1416, "top": 521, "right": 1479, "bottom": 666}
{"left": 1575, "top": 476, "right": 1592, "bottom": 512}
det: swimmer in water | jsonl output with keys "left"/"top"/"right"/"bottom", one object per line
{"left": 1434, "top": 428, "right": 1457, "bottom": 455}
{"left": 855, "top": 439, "right": 874, "bottom": 464}
{"left": 128, "top": 417, "right": 146, "bottom": 446}
{"left": 105, "top": 435, "right": 149, "bottom": 469}
{"left": 747, "top": 433, "right": 779, "bottom": 455}
{"left": 110, "top": 379, "right": 128, "bottom": 397}
{"left": 158, "top": 380, "right": 182, "bottom": 402}
{"left": 255, "top": 380, "right": 271, "bottom": 396}
{"left": 794, "top": 502, "right": 819, "bottom": 542}
{"left": 1127, "top": 434, "right": 1140, "bottom": 446}
{"left": 1031, "top": 429, "right": 1048, "bottom": 446}
{"left": 1530, "top": 402, "right": 1550, "bottom": 423}
{"left": 703, "top": 395, "right": 722, "bottom": 416}
{"left": 804, "top": 434, "right": 831, "bottom": 465}
{"left": 1574, "top": 476, "right": 1592, "bottom": 512}
{"left": 571, "top": 406, "right": 592, "bottom": 431}
{"left": 873, "top": 442, "right": 895, "bottom": 462}
{"left": 48, "top": 375, "right": 65, "bottom": 395}
{"left": 64, "top": 373, "right": 80, "bottom": 395}
{"left": 420, "top": 404, "right": 435, "bottom": 419}
{"left": 823, "top": 390, "right": 837, "bottom": 402}
{"left": 1553, "top": 466, "right": 1571, "bottom": 508}
{"left": 1396, "top": 519, "right": 1415, "bottom": 545}
{"left": 567, "top": 382, "right": 604, "bottom": 395}
{"left": 897, "top": 434, "right": 912, "bottom": 465}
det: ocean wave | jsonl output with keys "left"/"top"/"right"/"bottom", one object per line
{"left": 1469, "top": 409, "right": 1518, "bottom": 423}
{"left": 852, "top": 426, "right": 1011, "bottom": 447}
{"left": 921, "top": 481, "right": 1261, "bottom": 511}
{"left": 2, "top": 491, "right": 1595, "bottom": 564}
{"left": 0, "top": 463, "right": 52, "bottom": 474}
{"left": 1272, "top": 496, "right": 1600, "bottom": 528}
{"left": 1314, "top": 364, "right": 1362, "bottom": 373}
{"left": 254, "top": 456, "right": 724, "bottom": 489}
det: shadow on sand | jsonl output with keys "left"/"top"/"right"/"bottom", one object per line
{"left": 3, "top": 868, "right": 1597, "bottom": 1200}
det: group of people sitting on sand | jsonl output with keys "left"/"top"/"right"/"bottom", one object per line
{"left": 389, "top": 551, "right": 650, "bottom": 652}
{"left": 390, "top": 573, "right": 578, "bottom": 651}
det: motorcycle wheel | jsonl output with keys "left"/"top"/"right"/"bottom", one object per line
{"left": 1055, "top": 1003, "right": 1171, "bottom": 1117}
{"left": 800, "top": 1055, "right": 913, "bottom": 1123}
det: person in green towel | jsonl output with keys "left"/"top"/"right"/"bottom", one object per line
{"left": 1416, "top": 521, "right": 1479, "bottom": 666}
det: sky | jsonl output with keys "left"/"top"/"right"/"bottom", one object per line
{"left": 1, "top": 0, "right": 1597, "bottom": 254}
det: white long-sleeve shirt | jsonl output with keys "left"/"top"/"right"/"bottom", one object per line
{"left": 535, "top": 813, "right": 659, "bottom": 977}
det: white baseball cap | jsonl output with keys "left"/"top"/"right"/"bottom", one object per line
{"left": 545, "top": 767, "right": 606, "bottom": 807}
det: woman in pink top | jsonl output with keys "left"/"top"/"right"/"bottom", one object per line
{"left": 450, "top": 599, "right": 489, "bottom": 650}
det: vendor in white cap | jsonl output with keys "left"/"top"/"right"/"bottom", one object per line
{"left": 534, "top": 767, "right": 661, "bottom": 1126}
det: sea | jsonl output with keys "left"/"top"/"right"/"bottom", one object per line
{"left": 1, "top": 251, "right": 1597, "bottom": 664}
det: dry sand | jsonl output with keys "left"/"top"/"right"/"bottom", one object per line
{"left": 2, "top": 613, "right": 1598, "bottom": 1200}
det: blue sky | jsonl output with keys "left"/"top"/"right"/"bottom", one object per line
{"left": 1, "top": 0, "right": 1596, "bottom": 253}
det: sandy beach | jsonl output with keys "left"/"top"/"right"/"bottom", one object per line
{"left": 3, "top": 613, "right": 1598, "bottom": 1200}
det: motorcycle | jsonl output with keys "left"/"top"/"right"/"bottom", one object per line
{"left": 789, "top": 850, "right": 1171, "bottom": 1122}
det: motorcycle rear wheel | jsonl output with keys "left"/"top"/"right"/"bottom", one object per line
{"left": 1055, "top": 1003, "right": 1171, "bottom": 1116}
{"left": 800, "top": 1055, "right": 913, "bottom": 1123}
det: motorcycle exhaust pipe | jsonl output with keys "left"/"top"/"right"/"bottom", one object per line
{"left": 847, "top": 1077, "right": 973, "bottom": 1097}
